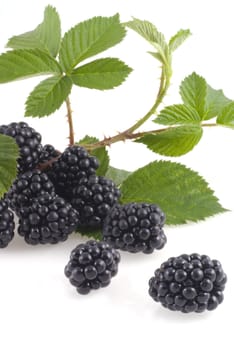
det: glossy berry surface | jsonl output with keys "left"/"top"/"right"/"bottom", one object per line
{"left": 18, "top": 194, "right": 79, "bottom": 244}
{"left": 0, "top": 199, "right": 15, "bottom": 248}
{"left": 65, "top": 240, "right": 121, "bottom": 294}
{"left": 39, "top": 144, "right": 60, "bottom": 163}
{"left": 47, "top": 145, "right": 99, "bottom": 197}
{"left": 0, "top": 122, "right": 42, "bottom": 172}
{"left": 7, "top": 169, "right": 55, "bottom": 214}
{"left": 102, "top": 202, "right": 166, "bottom": 254}
{"left": 71, "top": 175, "right": 121, "bottom": 228}
{"left": 149, "top": 253, "right": 227, "bottom": 313}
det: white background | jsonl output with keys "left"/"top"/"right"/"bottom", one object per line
{"left": 0, "top": 1, "right": 234, "bottom": 349}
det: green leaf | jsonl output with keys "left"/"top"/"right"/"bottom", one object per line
{"left": 106, "top": 166, "right": 131, "bottom": 186}
{"left": 179, "top": 74, "right": 232, "bottom": 120}
{"left": 125, "top": 18, "right": 168, "bottom": 63}
{"left": 59, "top": 14, "right": 126, "bottom": 72}
{"left": 148, "top": 51, "right": 165, "bottom": 64}
{"left": 71, "top": 58, "right": 132, "bottom": 90}
{"left": 169, "top": 29, "right": 191, "bottom": 52}
{"left": 25, "top": 75, "right": 72, "bottom": 117}
{"left": 136, "top": 125, "right": 203, "bottom": 156}
{"left": 125, "top": 18, "right": 167, "bottom": 49}
{"left": 154, "top": 104, "right": 201, "bottom": 125}
{"left": 0, "top": 134, "right": 19, "bottom": 198}
{"left": 0, "top": 49, "right": 62, "bottom": 83}
{"left": 204, "top": 84, "right": 232, "bottom": 120}
{"left": 6, "top": 5, "right": 61, "bottom": 57}
{"left": 120, "top": 160, "right": 226, "bottom": 225}
{"left": 76, "top": 227, "right": 102, "bottom": 240}
{"left": 180, "top": 72, "right": 207, "bottom": 118}
{"left": 217, "top": 101, "right": 234, "bottom": 128}
{"left": 78, "top": 136, "right": 109, "bottom": 176}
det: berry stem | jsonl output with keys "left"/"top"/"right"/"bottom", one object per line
{"left": 126, "top": 65, "right": 170, "bottom": 134}
{"left": 37, "top": 154, "right": 61, "bottom": 171}
{"left": 83, "top": 123, "right": 217, "bottom": 150}
{"left": 82, "top": 63, "right": 172, "bottom": 151}
{"left": 65, "top": 97, "right": 75, "bottom": 146}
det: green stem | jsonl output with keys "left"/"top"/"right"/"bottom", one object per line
{"left": 84, "top": 123, "right": 217, "bottom": 151}
{"left": 130, "top": 122, "right": 217, "bottom": 139}
{"left": 83, "top": 64, "right": 172, "bottom": 151}
{"left": 65, "top": 97, "right": 75, "bottom": 146}
{"left": 126, "top": 67, "right": 168, "bottom": 134}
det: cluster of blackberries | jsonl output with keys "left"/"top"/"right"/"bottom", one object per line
{"left": 0, "top": 122, "right": 122, "bottom": 246}
{"left": 0, "top": 121, "right": 227, "bottom": 313}
{"left": 0, "top": 121, "right": 167, "bottom": 252}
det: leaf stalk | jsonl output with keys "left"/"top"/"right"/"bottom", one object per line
{"left": 82, "top": 123, "right": 217, "bottom": 151}
{"left": 65, "top": 97, "right": 75, "bottom": 146}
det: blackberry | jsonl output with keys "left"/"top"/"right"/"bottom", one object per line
{"left": 0, "top": 199, "right": 15, "bottom": 248}
{"left": 149, "top": 254, "right": 227, "bottom": 313}
{"left": 71, "top": 175, "right": 121, "bottom": 228}
{"left": 65, "top": 240, "right": 120, "bottom": 295}
{"left": 7, "top": 169, "right": 55, "bottom": 214}
{"left": 39, "top": 144, "right": 60, "bottom": 163}
{"left": 102, "top": 203, "right": 166, "bottom": 254}
{"left": 18, "top": 193, "right": 79, "bottom": 244}
{"left": 47, "top": 145, "right": 99, "bottom": 197}
{"left": 0, "top": 122, "right": 42, "bottom": 172}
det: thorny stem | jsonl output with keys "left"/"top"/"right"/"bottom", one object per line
{"left": 66, "top": 97, "right": 75, "bottom": 146}
{"left": 37, "top": 123, "right": 217, "bottom": 171}
{"left": 83, "top": 123, "right": 218, "bottom": 150}
{"left": 126, "top": 66, "right": 169, "bottom": 134}
{"left": 81, "top": 64, "right": 173, "bottom": 151}
{"left": 37, "top": 155, "right": 60, "bottom": 171}
{"left": 65, "top": 57, "right": 217, "bottom": 152}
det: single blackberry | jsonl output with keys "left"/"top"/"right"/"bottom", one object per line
{"left": 47, "top": 145, "right": 99, "bottom": 197}
{"left": 39, "top": 144, "right": 60, "bottom": 163}
{"left": 0, "top": 199, "right": 15, "bottom": 248}
{"left": 7, "top": 169, "right": 55, "bottom": 214}
{"left": 0, "top": 122, "right": 42, "bottom": 172}
{"left": 65, "top": 240, "right": 121, "bottom": 295}
{"left": 18, "top": 193, "right": 79, "bottom": 244}
{"left": 149, "top": 254, "right": 227, "bottom": 313}
{"left": 102, "top": 203, "right": 166, "bottom": 254}
{"left": 71, "top": 175, "right": 121, "bottom": 228}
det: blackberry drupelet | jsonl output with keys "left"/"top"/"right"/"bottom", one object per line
{"left": 0, "top": 199, "right": 15, "bottom": 248}
{"left": 71, "top": 175, "right": 121, "bottom": 228}
{"left": 64, "top": 240, "right": 121, "bottom": 295}
{"left": 39, "top": 144, "right": 60, "bottom": 163}
{"left": 149, "top": 253, "right": 227, "bottom": 313}
{"left": 102, "top": 202, "right": 166, "bottom": 254}
{"left": 47, "top": 145, "right": 99, "bottom": 197}
{"left": 0, "top": 122, "right": 42, "bottom": 172}
{"left": 7, "top": 169, "right": 55, "bottom": 214}
{"left": 18, "top": 193, "right": 79, "bottom": 244}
